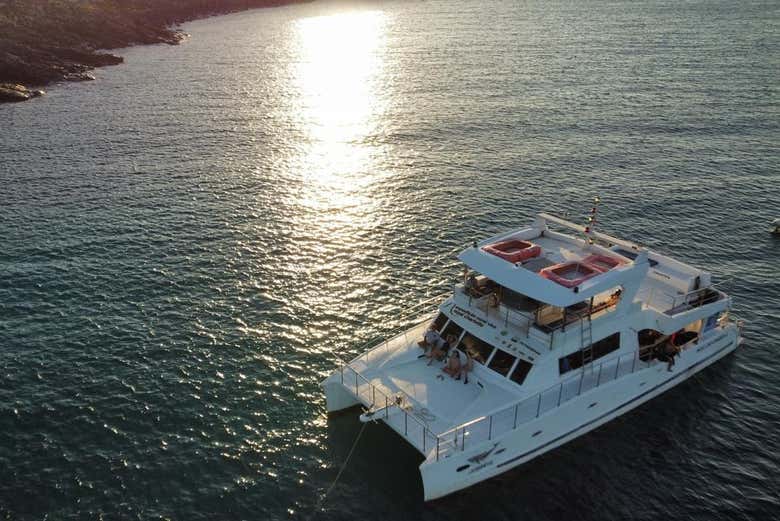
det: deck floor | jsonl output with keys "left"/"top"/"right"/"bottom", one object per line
{"left": 353, "top": 336, "right": 523, "bottom": 437}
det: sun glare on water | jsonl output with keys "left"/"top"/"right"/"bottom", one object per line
{"left": 292, "top": 10, "right": 389, "bottom": 209}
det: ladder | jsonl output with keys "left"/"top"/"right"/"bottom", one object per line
{"left": 580, "top": 316, "right": 593, "bottom": 367}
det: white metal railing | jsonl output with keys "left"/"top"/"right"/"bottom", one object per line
{"left": 335, "top": 318, "right": 717, "bottom": 461}
{"left": 643, "top": 284, "right": 726, "bottom": 315}
{"left": 433, "top": 348, "right": 650, "bottom": 459}
{"left": 327, "top": 292, "right": 453, "bottom": 454}
{"left": 336, "top": 359, "right": 439, "bottom": 454}
{"left": 434, "top": 330, "right": 716, "bottom": 459}
{"left": 348, "top": 292, "right": 450, "bottom": 367}
{"left": 454, "top": 286, "right": 536, "bottom": 336}
{"left": 453, "top": 286, "right": 620, "bottom": 350}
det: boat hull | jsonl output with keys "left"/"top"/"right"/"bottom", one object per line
{"left": 323, "top": 379, "right": 361, "bottom": 413}
{"left": 419, "top": 326, "right": 739, "bottom": 501}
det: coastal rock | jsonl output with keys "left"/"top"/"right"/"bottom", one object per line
{"left": 64, "top": 72, "right": 97, "bottom": 82}
{"left": 0, "top": 1, "right": 305, "bottom": 92}
{"left": 0, "top": 83, "right": 32, "bottom": 102}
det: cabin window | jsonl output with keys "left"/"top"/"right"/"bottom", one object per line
{"left": 460, "top": 333, "right": 494, "bottom": 365}
{"left": 432, "top": 312, "right": 448, "bottom": 332}
{"left": 703, "top": 313, "right": 720, "bottom": 333}
{"left": 487, "top": 349, "right": 517, "bottom": 376}
{"left": 637, "top": 329, "right": 668, "bottom": 361}
{"left": 510, "top": 359, "right": 533, "bottom": 385}
{"left": 536, "top": 305, "right": 565, "bottom": 329}
{"left": 441, "top": 320, "right": 465, "bottom": 346}
{"left": 559, "top": 332, "right": 621, "bottom": 374}
{"left": 638, "top": 328, "right": 665, "bottom": 346}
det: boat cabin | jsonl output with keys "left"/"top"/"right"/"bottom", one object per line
{"left": 427, "top": 213, "right": 730, "bottom": 395}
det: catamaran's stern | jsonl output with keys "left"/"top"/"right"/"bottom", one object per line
{"left": 323, "top": 376, "right": 361, "bottom": 413}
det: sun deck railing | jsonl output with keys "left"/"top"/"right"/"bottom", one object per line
{"left": 453, "top": 287, "right": 537, "bottom": 337}
{"left": 453, "top": 286, "right": 621, "bottom": 350}
{"left": 642, "top": 283, "right": 728, "bottom": 315}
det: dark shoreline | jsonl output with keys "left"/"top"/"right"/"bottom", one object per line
{"left": 0, "top": 0, "right": 304, "bottom": 103}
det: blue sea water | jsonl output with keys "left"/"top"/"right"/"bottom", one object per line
{"left": 1, "top": 0, "right": 778, "bottom": 519}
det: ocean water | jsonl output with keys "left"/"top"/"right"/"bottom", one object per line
{"left": 1, "top": 0, "right": 778, "bottom": 519}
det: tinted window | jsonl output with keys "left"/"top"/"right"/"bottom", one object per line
{"left": 432, "top": 312, "right": 448, "bottom": 331}
{"left": 510, "top": 359, "right": 533, "bottom": 385}
{"left": 460, "top": 333, "right": 494, "bottom": 365}
{"left": 559, "top": 333, "right": 621, "bottom": 374}
{"left": 488, "top": 349, "right": 517, "bottom": 376}
{"left": 592, "top": 332, "right": 621, "bottom": 359}
{"left": 441, "top": 320, "right": 464, "bottom": 346}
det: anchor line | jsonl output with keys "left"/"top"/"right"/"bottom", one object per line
{"left": 308, "top": 421, "right": 367, "bottom": 520}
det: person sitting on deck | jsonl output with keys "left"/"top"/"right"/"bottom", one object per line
{"left": 460, "top": 351, "right": 474, "bottom": 384}
{"left": 418, "top": 325, "right": 442, "bottom": 353}
{"left": 442, "top": 349, "right": 462, "bottom": 379}
{"left": 664, "top": 341, "right": 681, "bottom": 371}
{"left": 427, "top": 334, "right": 455, "bottom": 365}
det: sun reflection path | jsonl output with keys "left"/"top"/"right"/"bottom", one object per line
{"left": 292, "top": 10, "right": 389, "bottom": 213}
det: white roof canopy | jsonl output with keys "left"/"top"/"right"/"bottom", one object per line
{"left": 457, "top": 214, "right": 650, "bottom": 307}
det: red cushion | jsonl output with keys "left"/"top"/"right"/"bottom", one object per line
{"left": 582, "top": 254, "right": 625, "bottom": 273}
{"left": 540, "top": 262, "right": 600, "bottom": 288}
{"left": 482, "top": 240, "right": 542, "bottom": 264}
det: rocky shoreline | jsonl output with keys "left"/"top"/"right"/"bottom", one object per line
{"left": 0, "top": 0, "right": 302, "bottom": 103}
{"left": 0, "top": 83, "right": 45, "bottom": 102}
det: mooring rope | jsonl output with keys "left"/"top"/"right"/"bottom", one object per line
{"left": 308, "top": 421, "right": 368, "bottom": 520}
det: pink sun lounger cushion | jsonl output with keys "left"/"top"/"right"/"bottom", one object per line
{"left": 540, "top": 261, "right": 600, "bottom": 288}
{"left": 582, "top": 254, "right": 625, "bottom": 273}
{"left": 482, "top": 239, "right": 542, "bottom": 264}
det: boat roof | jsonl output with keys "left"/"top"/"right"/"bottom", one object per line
{"left": 458, "top": 213, "right": 705, "bottom": 308}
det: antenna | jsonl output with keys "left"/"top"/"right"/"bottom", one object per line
{"left": 583, "top": 196, "right": 601, "bottom": 246}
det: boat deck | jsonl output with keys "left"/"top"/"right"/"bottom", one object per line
{"left": 345, "top": 325, "right": 525, "bottom": 454}
{"left": 340, "top": 323, "right": 653, "bottom": 459}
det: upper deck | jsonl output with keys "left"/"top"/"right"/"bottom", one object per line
{"left": 459, "top": 213, "right": 721, "bottom": 313}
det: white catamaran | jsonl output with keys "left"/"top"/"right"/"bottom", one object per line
{"left": 322, "top": 211, "right": 742, "bottom": 500}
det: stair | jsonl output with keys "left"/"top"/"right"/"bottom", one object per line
{"left": 580, "top": 317, "right": 593, "bottom": 367}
